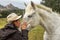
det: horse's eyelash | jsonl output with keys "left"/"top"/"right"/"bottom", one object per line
{"left": 28, "top": 14, "right": 34, "bottom": 18}
{"left": 28, "top": 12, "right": 35, "bottom": 18}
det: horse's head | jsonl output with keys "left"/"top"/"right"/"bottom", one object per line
{"left": 23, "top": 1, "right": 52, "bottom": 27}
{"left": 23, "top": 1, "right": 40, "bottom": 27}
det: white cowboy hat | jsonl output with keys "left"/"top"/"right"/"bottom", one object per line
{"left": 7, "top": 13, "right": 22, "bottom": 22}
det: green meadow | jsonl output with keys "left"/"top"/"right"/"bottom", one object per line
{"left": 0, "top": 18, "right": 7, "bottom": 28}
{"left": 0, "top": 18, "right": 45, "bottom": 40}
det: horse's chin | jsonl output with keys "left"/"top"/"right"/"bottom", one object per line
{"left": 30, "top": 25, "right": 36, "bottom": 29}
{"left": 30, "top": 23, "right": 37, "bottom": 27}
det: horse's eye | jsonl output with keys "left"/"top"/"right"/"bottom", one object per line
{"left": 28, "top": 15, "right": 32, "bottom": 18}
{"left": 28, "top": 12, "right": 35, "bottom": 18}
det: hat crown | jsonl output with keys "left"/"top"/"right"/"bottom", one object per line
{"left": 7, "top": 13, "right": 18, "bottom": 19}
{"left": 7, "top": 13, "right": 21, "bottom": 22}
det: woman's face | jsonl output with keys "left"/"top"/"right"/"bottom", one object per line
{"left": 13, "top": 19, "right": 20, "bottom": 28}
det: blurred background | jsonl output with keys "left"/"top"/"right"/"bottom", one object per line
{"left": 0, "top": 0, "right": 60, "bottom": 40}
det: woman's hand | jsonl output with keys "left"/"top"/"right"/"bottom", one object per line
{"left": 21, "top": 22, "right": 27, "bottom": 30}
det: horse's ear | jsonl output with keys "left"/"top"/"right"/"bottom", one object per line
{"left": 24, "top": 2, "right": 27, "bottom": 6}
{"left": 31, "top": 1, "right": 35, "bottom": 9}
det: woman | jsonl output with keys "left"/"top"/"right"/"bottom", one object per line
{"left": 0, "top": 13, "right": 28, "bottom": 40}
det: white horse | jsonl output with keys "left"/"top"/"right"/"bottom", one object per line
{"left": 23, "top": 1, "right": 60, "bottom": 40}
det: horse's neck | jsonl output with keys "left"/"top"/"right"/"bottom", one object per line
{"left": 37, "top": 9, "right": 60, "bottom": 34}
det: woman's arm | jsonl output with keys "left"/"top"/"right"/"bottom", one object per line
{"left": 22, "top": 29, "right": 28, "bottom": 40}
{"left": 21, "top": 22, "right": 29, "bottom": 40}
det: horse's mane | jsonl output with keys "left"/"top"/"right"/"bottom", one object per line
{"left": 34, "top": 4, "right": 60, "bottom": 16}
{"left": 26, "top": 2, "right": 60, "bottom": 16}
{"left": 35, "top": 4, "right": 52, "bottom": 13}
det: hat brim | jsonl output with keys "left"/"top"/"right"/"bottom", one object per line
{"left": 16, "top": 15, "right": 22, "bottom": 20}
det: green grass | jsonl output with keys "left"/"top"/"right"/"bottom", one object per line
{"left": 0, "top": 18, "right": 7, "bottom": 28}
{"left": 0, "top": 18, "right": 45, "bottom": 40}
{"left": 28, "top": 25, "right": 45, "bottom": 40}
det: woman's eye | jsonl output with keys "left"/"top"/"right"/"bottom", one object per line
{"left": 28, "top": 15, "right": 32, "bottom": 18}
